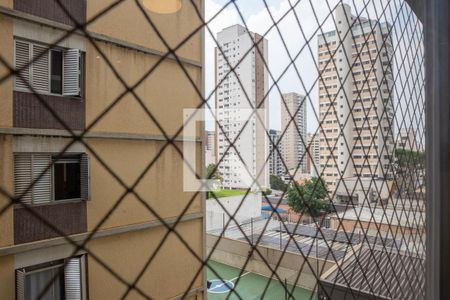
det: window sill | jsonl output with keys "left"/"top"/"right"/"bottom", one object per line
{"left": 13, "top": 88, "right": 83, "bottom": 101}
{"left": 14, "top": 198, "right": 86, "bottom": 208}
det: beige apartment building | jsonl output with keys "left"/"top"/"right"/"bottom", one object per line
{"left": 306, "top": 132, "right": 320, "bottom": 177}
{"left": 0, "top": 0, "right": 204, "bottom": 299}
{"left": 398, "top": 127, "right": 418, "bottom": 151}
{"left": 215, "top": 24, "right": 269, "bottom": 190}
{"left": 280, "top": 92, "right": 307, "bottom": 176}
{"left": 268, "top": 129, "right": 284, "bottom": 177}
{"left": 318, "top": 4, "right": 395, "bottom": 193}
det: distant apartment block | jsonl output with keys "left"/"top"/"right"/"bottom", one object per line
{"left": 269, "top": 129, "right": 284, "bottom": 177}
{"left": 204, "top": 130, "right": 216, "bottom": 166}
{"left": 397, "top": 127, "right": 418, "bottom": 151}
{"left": 215, "top": 24, "right": 269, "bottom": 190}
{"left": 281, "top": 92, "right": 307, "bottom": 175}
{"left": 306, "top": 133, "right": 321, "bottom": 176}
{"left": 318, "top": 4, "right": 395, "bottom": 191}
{"left": 0, "top": 1, "right": 204, "bottom": 299}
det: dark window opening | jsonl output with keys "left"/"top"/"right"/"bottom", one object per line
{"left": 25, "top": 265, "right": 65, "bottom": 300}
{"left": 51, "top": 50, "right": 63, "bottom": 94}
{"left": 54, "top": 157, "right": 81, "bottom": 200}
{"left": 79, "top": 52, "right": 85, "bottom": 98}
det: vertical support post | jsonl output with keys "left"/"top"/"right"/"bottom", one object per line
{"left": 200, "top": 1, "right": 206, "bottom": 297}
{"left": 222, "top": 213, "right": 225, "bottom": 237}
{"left": 426, "top": 0, "right": 450, "bottom": 299}
{"left": 251, "top": 217, "right": 254, "bottom": 245}
{"left": 279, "top": 221, "right": 282, "bottom": 250}
{"left": 316, "top": 236, "right": 319, "bottom": 279}
{"left": 285, "top": 278, "right": 288, "bottom": 300}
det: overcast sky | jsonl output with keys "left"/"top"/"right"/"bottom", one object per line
{"left": 203, "top": 0, "right": 423, "bottom": 144}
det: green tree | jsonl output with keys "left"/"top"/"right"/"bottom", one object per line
{"left": 394, "top": 149, "right": 425, "bottom": 194}
{"left": 205, "top": 163, "right": 222, "bottom": 181}
{"left": 263, "top": 188, "right": 272, "bottom": 196}
{"left": 287, "top": 177, "right": 330, "bottom": 217}
{"left": 270, "top": 175, "right": 288, "bottom": 192}
{"left": 395, "top": 149, "right": 425, "bottom": 171}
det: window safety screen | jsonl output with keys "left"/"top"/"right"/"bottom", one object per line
{"left": 0, "top": 0, "right": 425, "bottom": 299}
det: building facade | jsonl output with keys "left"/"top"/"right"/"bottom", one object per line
{"left": 215, "top": 24, "right": 269, "bottom": 190}
{"left": 397, "top": 127, "right": 417, "bottom": 151}
{"left": 268, "top": 129, "right": 284, "bottom": 177}
{"left": 204, "top": 130, "right": 216, "bottom": 166}
{"left": 0, "top": 1, "right": 204, "bottom": 299}
{"left": 280, "top": 92, "right": 307, "bottom": 176}
{"left": 318, "top": 4, "right": 395, "bottom": 191}
{"left": 306, "top": 132, "right": 321, "bottom": 177}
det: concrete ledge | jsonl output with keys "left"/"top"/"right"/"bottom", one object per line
{"left": 0, "top": 212, "right": 203, "bottom": 256}
{"left": 0, "top": 127, "right": 201, "bottom": 142}
{"left": 170, "top": 286, "right": 204, "bottom": 300}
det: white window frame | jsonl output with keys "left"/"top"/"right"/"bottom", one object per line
{"left": 51, "top": 154, "right": 84, "bottom": 203}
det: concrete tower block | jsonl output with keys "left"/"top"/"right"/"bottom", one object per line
{"left": 335, "top": 3, "right": 354, "bottom": 178}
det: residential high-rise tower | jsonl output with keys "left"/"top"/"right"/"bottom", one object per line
{"left": 318, "top": 4, "right": 395, "bottom": 191}
{"left": 269, "top": 129, "right": 284, "bottom": 177}
{"left": 280, "top": 92, "right": 307, "bottom": 176}
{"left": 215, "top": 24, "right": 269, "bottom": 190}
{"left": 306, "top": 133, "right": 321, "bottom": 176}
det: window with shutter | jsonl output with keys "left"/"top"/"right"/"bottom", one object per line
{"left": 31, "top": 44, "right": 50, "bottom": 93}
{"left": 15, "top": 256, "right": 85, "bottom": 300}
{"left": 17, "top": 263, "right": 66, "bottom": 300}
{"left": 80, "top": 154, "right": 90, "bottom": 200}
{"left": 14, "top": 153, "right": 89, "bottom": 205}
{"left": 32, "top": 154, "right": 52, "bottom": 204}
{"left": 65, "top": 257, "right": 82, "bottom": 300}
{"left": 14, "top": 154, "right": 32, "bottom": 205}
{"left": 14, "top": 40, "right": 31, "bottom": 91}
{"left": 15, "top": 269, "right": 25, "bottom": 300}
{"left": 63, "top": 49, "right": 80, "bottom": 96}
{"left": 14, "top": 153, "right": 52, "bottom": 205}
{"left": 14, "top": 39, "right": 83, "bottom": 97}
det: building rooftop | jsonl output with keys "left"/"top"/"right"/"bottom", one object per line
{"left": 210, "top": 219, "right": 366, "bottom": 261}
{"left": 279, "top": 223, "right": 400, "bottom": 249}
{"left": 320, "top": 247, "right": 425, "bottom": 299}
{"left": 333, "top": 206, "right": 425, "bottom": 229}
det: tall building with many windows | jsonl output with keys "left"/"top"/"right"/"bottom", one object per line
{"left": 0, "top": 1, "right": 204, "bottom": 298}
{"left": 269, "top": 129, "right": 284, "bottom": 177}
{"left": 397, "top": 127, "right": 418, "bottom": 151}
{"left": 306, "top": 132, "right": 321, "bottom": 176}
{"left": 280, "top": 92, "right": 307, "bottom": 175}
{"left": 318, "top": 4, "right": 395, "bottom": 191}
{"left": 215, "top": 24, "right": 269, "bottom": 190}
